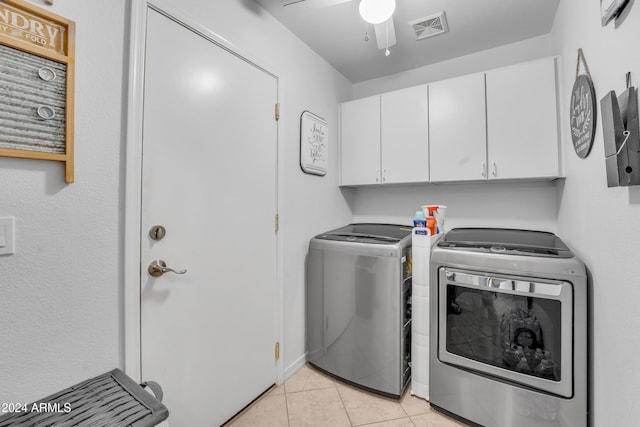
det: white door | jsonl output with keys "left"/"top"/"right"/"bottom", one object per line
{"left": 381, "top": 85, "right": 429, "bottom": 184}
{"left": 429, "top": 73, "right": 487, "bottom": 182}
{"left": 486, "top": 58, "right": 559, "bottom": 180}
{"left": 340, "top": 96, "right": 381, "bottom": 186}
{"left": 141, "top": 9, "right": 278, "bottom": 426}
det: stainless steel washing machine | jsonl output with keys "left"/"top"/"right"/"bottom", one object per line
{"left": 306, "top": 223, "right": 413, "bottom": 398}
{"left": 429, "top": 228, "right": 588, "bottom": 427}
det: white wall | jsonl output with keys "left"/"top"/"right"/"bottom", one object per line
{"left": 352, "top": 182, "right": 559, "bottom": 233}
{"left": 0, "top": 0, "right": 127, "bottom": 403}
{"left": 550, "top": 2, "right": 640, "bottom": 425}
{"left": 349, "top": 36, "right": 559, "bottom": 234}
{"left": 353, "top": 34, "right": 552, "bottom": 98}
{"left": 0, "top": 0, "right": 353, "bottom": 403}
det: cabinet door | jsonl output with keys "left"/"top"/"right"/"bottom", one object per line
{"left": 381, "top": 85, "right": 429, "bottom": 184}
{"left": 486, "top": 58, "right": 559, "bottom": 179}
{"left": 429, "top": 73, "right": 487, "bottom": 182}
{"left": 340, "top": 96, "right": 381, "bottom": 186}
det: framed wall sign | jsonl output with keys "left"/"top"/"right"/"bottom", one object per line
{"left": 299, "top": 111, "right": 327, "bottom": 176}
{"left": 570, "top": 49, "right": 596, "bottom": 159}
{"left": 0, "top": 0, "right": 76, "bottom": 182}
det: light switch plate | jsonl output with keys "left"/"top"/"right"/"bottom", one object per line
{"left": 0, "top": 217, "right": 15, "bottom": 255}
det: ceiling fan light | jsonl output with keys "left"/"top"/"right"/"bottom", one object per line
{"left": 359, "top": 0, "right": 396, "bottom": 25}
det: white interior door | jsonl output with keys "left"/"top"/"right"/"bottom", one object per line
{"left": 140, "top": 9, "right": 278, "bottom": 426}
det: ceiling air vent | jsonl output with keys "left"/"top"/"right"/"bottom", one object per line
{"left": 409, "top": 12, "right": 449, "bottom": 40}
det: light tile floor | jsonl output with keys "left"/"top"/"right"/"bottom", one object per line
{"left": 225, "top": 364, "right": 468, "bottom": 427}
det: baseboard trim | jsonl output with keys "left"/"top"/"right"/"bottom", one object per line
{"left": 284, "top": 352, "right": 307, "bottom": 381}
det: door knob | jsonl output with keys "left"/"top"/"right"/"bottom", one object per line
{"left": 148, "top": 259, "right": 187, "bottom": 277}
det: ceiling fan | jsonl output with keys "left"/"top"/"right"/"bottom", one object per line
{"left": 283, "top": 0, "right": 397, "bottom": 56}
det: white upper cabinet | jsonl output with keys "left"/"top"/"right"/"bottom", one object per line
{"left": 429, "top": 73, "right": 488, "bottom": 182}
{"left": 485, "top": 57, "right": 559, "bottom": 180}
{"left": 381, "top": 85, "right": 429, "bottom": 184}
{"left": 339, "top": 57, "right": 561, "bottom": 186}
{"left": 340, "top": 96, "right": 381, "bottom": 186}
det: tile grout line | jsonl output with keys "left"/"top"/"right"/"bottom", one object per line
{"left": 352, "top": 415, "right": 418, "bottom": 427}
{"left": 346, "top": 396, "right": 416, "bottom": 427}
{"left": 283, "top": 384, "right": 291, "bottom": 427}
{"left": 334, "top": 384, "right": 356, "bottom": 427}
{"left": 293, "top": 365, "right": 428, "bottom": 427}
{"left": 398, "top": 391, "right": 411, "bottom": 420}
{"left": 284, "top": 385, "right": 336, "bottom": 395}
{"left": 337, "top": 383, "right": 416, "bottom": 427}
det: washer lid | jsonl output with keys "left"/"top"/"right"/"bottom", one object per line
{"left": 437, "top": 228, "right": 574, "bottom": 258}
{"left": 316, "top": 223, "right": 412, "bottom": 244}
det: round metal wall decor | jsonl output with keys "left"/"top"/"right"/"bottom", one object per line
{"left": 570, "top": 74, "right": 597, "bottom": 158}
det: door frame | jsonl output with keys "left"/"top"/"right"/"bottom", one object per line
{"left": 124, "top": 0, "right": 284, "bottom": 385}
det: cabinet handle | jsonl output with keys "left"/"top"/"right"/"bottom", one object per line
{"left": 492, "top": 162, "right": 497, "bottom": 177}
{"left": 481, "top": 162, "right": 487, "bottom": 178}
{"left": 382, "top": 169, "right": 386, "bottom": 183}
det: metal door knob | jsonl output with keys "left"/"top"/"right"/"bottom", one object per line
{"left": 148, "top": 259, "right": 187, "bottom": 277}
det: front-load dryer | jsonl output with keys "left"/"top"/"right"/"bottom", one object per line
{"left": 429, "top": 228, "right": 588, "bottom": 427}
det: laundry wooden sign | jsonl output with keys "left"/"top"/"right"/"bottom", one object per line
{"left": 0, "top": 0, "right": 75, "bottom": 183}
{"left": 0, "top": 0, "right": 67, "bottom": 55}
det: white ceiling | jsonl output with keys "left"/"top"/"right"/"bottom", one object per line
{"left": 253, "top": 0, "right": 560, "bottom": 83}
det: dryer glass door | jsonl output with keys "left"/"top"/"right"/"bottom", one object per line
{"left": 438, "top": 268, "right": 574, "bottom": 397}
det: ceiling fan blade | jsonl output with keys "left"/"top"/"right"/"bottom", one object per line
{"left": 283, "top": 0, "right": 353, "bottom": 9}
{"left": 373, "top": 17, "right": 396, "bottom": 50}
{"left": 283, "top": 0, "right": 306, "bottom": 6}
